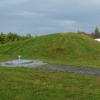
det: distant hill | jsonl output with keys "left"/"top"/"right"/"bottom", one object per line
{"left": 0, "top": 32, "right": 100, "bottom": 68}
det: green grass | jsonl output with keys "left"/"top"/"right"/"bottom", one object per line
{"left": 1, "top": 33, "right": 100, "bottom": 99}
{"left": 0, "top": 67, "right": 100, "bottom": 100}
{"left": 0, "top": 32, "right": 100, "bottom": 68}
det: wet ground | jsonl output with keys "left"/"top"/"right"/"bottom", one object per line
{"left": 38, "top": 64, "right": 100, "bottom": 76}
{"left": 1, "top": 61, "right": 100, "bottom": 76}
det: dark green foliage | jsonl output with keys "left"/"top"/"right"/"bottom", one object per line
{"left": 92, "top": 27, "right": 100, "bottom": 38}
{"left": 0, "top": 32, "right": 33, "bottom": 44}
{"left": 0, "top": 32, "right": 6, "bottom": 44}
{"left": 6, "top": 32, "right": 20, "bottom": 41}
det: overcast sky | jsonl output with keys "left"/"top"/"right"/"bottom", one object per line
{"left": 0, "top": 0, "right": 100, "bottom": 35}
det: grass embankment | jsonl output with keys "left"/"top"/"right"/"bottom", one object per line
{"left": 0, "top": 68, "right": 100, "bottom": 100}
{"left": 0, "top": 32, "right": 100, "bottom": 68}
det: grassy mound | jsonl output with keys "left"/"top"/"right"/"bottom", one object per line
{"left": 0, "top": 32, "right": 100, "bottom": 67}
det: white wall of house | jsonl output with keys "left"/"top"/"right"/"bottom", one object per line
{"left": 94, "top": 39, "right": 100, "bottom": 42}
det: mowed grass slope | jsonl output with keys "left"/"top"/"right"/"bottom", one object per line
{"left": 0, "top": 68, "right": 100, "bottom": 100}
{"left": 0, "top": 32, "right": 100, "bottom": 67}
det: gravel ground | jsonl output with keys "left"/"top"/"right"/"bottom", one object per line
{"left": 37, "top": 64, "right": 100, "bottom": 76}
{"left": 1, "top": 62, "right": 100, "bottom": 76}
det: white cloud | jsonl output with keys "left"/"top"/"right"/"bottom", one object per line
{"left": 0, "top": 0, "right": 29, "bottom": 7}
{"left": 64, "top": 20, "right": 78, "bottom": 26}
{"left": 52, "top": 19, "right": 79, "bottom": 29}
{"left": 78, "top": 0, "right": 100, "bottom": 7}
{"left": 11, "top": 11, "right": 44, "bottom": 18}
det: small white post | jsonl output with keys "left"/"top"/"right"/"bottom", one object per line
{"left": 18, "top": 55, "right": 21, "bottom": 61}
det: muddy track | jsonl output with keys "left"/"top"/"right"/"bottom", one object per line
{"left": 1, "top": 63, "right": 100, "bottom": 76}
{"left": 37, "top": 64, "right": 100, "bottom": 76}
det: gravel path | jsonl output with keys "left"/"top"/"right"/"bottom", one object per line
{"left": 1, "top": 62, "right": 100, "bottom": 76}
{"left": 37, "top": 64, "right": 100, "bottom": 76}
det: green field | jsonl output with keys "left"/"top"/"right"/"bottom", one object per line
{"left": 0, "top": 67, "right": 100, "bottom": 100}
{"left": 0, "top": 33, "right": 100, "bottom": 99}
{"left": 0, "top": 32, "right": 100, "bottom": 68}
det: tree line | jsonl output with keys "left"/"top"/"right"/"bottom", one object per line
{"left": 78, "top": 27, "right": 100, "bottom": 39}
{"left": 0, "top": 32, "right": 33, "bottom": 44}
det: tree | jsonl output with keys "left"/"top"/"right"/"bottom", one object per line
{"left": 26, "top": 33, "right": 32, "bottom": 39}
{"left": 0, "top": 32, "right": 33, "bottom": 44}
{"left": 92, "top": 27, "right": 100, "bottom": 38}
{"left": 0, "top": 32, "right": 6, "bottom": 44}
{"left": 6, "top": 32, "right": 20, "bottom": 41}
